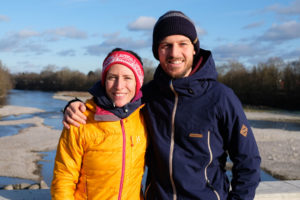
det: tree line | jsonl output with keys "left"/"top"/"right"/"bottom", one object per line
{"left": 1, "top": 57, "right": 300, "bottom": 110}
{"left": 218, "top": 58, "right": 300, "bottom": 110}
{"left": 12, "top": 58, "right": 156, "bottom": 92}
{"left": 0, "top": 61, "right": 13, "bottom": 103}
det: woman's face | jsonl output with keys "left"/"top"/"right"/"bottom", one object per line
{"left": 105, "top": 64, "right": 136, "bottom": 107}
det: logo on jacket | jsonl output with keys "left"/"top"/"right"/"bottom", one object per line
{"left": 189, "top": 133, "right": 203, "bottom": 138}
{"left": 240, "top": 124, "right": 248, "bottom": 137}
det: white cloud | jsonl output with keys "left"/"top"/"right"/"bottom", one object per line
{"left": 0, "top": 26, "right": 88, "bottom": 53}
{"left": 0, "top": 15, "right": 10, "bottom": 22}
{"left": 57, "top": 49, "right": 76, "bottom": 56}
{"left": 260, "top": 20, "right": 300, "bottom": 41}
{"left": 196, "top": 26, "right": 207, "bottom": 36}
{"left": 85, "top": 32, "right": 149, "bottom": 56}
{"left": 242, "top": 21, "right": 264, "bottom": 29}
{"left": 214, "top": 43, "right": 257, "bottom": 58}
{"left": 266, "top": 0, "right": 300, "bottom": 15}
{"left": 16, "top": 30, "right": 40, "bottom": 38}
{"left": 14, "top": 42, "right": 50, "bottom": 55}
{"left": 45, "top": 26, "right": 87, "bottom": 40}
{"left": 0, "top": 30, "right": 40, "bottom": 52}
{"left": 127, "top": 16, "right": 156, "bottom": 31}
{"left": 213, "top": 42, "right": 271, "bottom": 64}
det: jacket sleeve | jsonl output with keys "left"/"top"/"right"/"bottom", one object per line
{"left": 51, "top": 126, "right": 85, "bottom": 200}
{"left": 219, "top": 90, "right": 261, "bottom": 200}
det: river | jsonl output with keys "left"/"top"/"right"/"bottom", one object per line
{"left": 0, "top": 89, "right": 286, "bottom": 188}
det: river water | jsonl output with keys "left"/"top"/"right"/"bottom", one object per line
{"left": 0, "top": 89, "right": 287, "bottom": 188}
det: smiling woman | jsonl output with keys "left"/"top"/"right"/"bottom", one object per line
{"left": 51, "top": 48, "right": 148, "bottom": 200}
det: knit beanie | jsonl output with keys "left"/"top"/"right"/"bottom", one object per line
{"left": 102, "top": 50, "right": 144, "bottom": 94}
{"left": 152, "top": 10, "right": 200, "bottom": 60}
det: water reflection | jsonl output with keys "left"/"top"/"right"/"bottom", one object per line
{"left": 0, "top": 124, "right": 34, "bottom": 137}
{"left": 39, "top": 151, "right": 56, "bottom": 187}
{"left": 4, "top": 90, "right": 65, "bottom": 130}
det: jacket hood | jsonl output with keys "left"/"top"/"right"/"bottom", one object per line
{"left": 88, "top": 81, "right": 143, "bottom": 119}
{"left": 153, "top": 48, "right": 218, "bottom": 96}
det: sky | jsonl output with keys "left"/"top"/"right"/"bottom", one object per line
{"left": 1, "top": 0, "right": 300, "bottom": 74}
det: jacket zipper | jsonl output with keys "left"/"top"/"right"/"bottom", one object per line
{"left": 204, "top": 131, "right": 220, "bottom": 200}
{"left": 144, "top": 183, "right": 151, "bottom": 200}
{"left": 169, "top": 81, "right": 178, "bottom": 200}
{"left": 118, "top": 119, "right": 126, "bottom": 200}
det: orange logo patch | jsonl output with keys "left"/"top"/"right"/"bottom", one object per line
{"left": 189, "top": 133, "right": 203, "bottom": 138}
{"left": 240, "top": 124, "right": 248, "bottom": 137}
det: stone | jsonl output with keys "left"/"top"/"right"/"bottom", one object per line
{"left": 20, "top": 183, "right": 31, "bottom": 189}
{"left": 28, "top": 184, "right": 40, "bottom": 190}
{"left": 3, "top": 185, "right": 13, "bottom": 190}
{"left": 40, "top": 180, "right": 49, "bottom": 189}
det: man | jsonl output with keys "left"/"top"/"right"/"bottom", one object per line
{"left": 63, "top": 10, "right": 261, "bottom": 200}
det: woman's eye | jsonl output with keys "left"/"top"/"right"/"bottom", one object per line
{"left": 107, "top": 76, "right": 116, "bottom": 80}
{"left": 125, "top": 77, "right": 133, "bottom": 80}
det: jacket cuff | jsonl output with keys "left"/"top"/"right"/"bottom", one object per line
{"left": 63, "top": 97, "right": 83, "bottom": 114}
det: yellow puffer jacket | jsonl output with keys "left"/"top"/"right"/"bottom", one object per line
{"left": 51, "top": 99, "right": 147, "bottom": 200}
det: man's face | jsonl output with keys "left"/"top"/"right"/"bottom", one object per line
{"left": 158, "top": 35, "right": 195, "bottom": 79}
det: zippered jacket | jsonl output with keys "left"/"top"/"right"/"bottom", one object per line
{"left": 51, "top": 85, "right": 148, "bottom": 199}
{"left": 143, "top": 49, "right": 261, "bottom": 200}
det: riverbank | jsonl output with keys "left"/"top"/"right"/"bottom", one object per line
{"left": 0, "top": 106, "right": 60, "bottom": 181}
{"left": 0, "top": 91, "right": 299, "bottom": 184}
{"left": 245, "top": 111, "right": 300, "bottom": 180}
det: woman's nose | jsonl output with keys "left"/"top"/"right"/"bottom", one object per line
{"left": 114, "top": 78, "right": 124, "bottom": 89}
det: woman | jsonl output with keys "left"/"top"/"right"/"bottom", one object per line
{"left": 51, "top": 48, "right": 147, "bottom": 200}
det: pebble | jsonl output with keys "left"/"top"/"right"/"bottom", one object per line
{"left": 1, "top": 180, "right": 48, "bottom": 190}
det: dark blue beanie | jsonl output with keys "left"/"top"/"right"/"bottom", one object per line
{"left": 152, "top": 10, "right": 200, "bottom": 60}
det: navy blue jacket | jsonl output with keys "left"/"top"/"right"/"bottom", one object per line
{"left": 143, "top": 49, "right": 261, "bottom": 200}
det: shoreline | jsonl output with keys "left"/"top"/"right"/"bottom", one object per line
{"left": 0, "top": 113, "right": 60, "bottom": 182}
{"left": 0, "top": 92, "right": 299, "bottom": 183}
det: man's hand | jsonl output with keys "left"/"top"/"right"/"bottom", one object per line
{"left": 63, "top": 101, "right": 87, "bottom": 129}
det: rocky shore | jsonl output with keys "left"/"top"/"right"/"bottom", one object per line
{"left": 245, "top": 111, "right": 300, "bottom": 180}
{"left": 0, "top": 92, "right": 299, "bottom": 191}
{"left": 1, "top": 180, "right": 48, "bottom": 191}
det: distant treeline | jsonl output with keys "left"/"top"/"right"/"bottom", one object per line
{"left": 13, "top": 67, "right": 102, "bottom": 92}
{"left": 218, "top": 58, "right": 300, "bottom": 110}
{"left": 12, "top": 59, "right": 156, "bottom": 92}
{"left": 0, "top": 61, "right": 13, "bottom": 99}
{"left": 1, "top": 57, "right": 300, "bottom": 110}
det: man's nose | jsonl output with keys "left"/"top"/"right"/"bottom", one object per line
{"left": 169, "top": 44, "right": 180, "bottom": 57}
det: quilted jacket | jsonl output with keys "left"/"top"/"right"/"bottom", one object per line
{"left": 51, "top": 98, "right": 147, "bottom": 200}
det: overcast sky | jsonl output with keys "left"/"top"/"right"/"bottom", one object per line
{"left": 1, "top": 0, "right": 300, "bottom": 73}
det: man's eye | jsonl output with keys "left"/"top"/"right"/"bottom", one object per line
{"left": 160, "top": 44, "right": 170, "bottom": 49}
